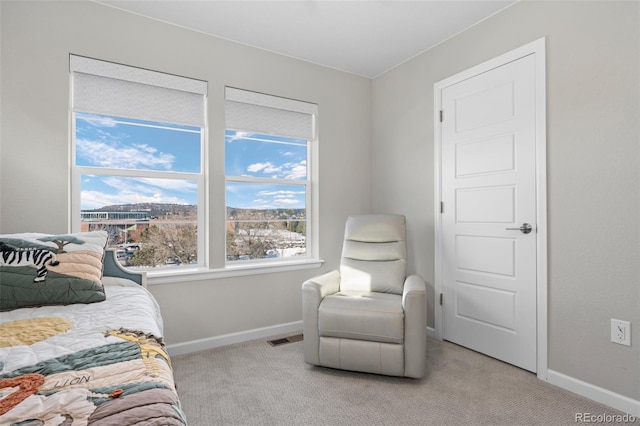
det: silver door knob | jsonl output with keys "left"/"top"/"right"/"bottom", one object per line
{"left": 505, "top": 223, "right": 532, "bottom": 234}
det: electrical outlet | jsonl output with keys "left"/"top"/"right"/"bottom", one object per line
{"left": 611, "top": 319, "right": 631, "bottom": 346}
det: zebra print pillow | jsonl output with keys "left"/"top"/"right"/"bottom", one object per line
{"left": 0, "top": 231, "right": 108, "bottom": 310}
{"left": 0, "top": 243, "right": 60, "bottom": 282}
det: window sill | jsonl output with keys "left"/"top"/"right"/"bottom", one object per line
{"left": 146, "top": 258, "right": 324, "bottom": 285}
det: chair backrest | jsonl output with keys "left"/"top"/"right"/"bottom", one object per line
{"left": 339, "top": 214, "right": 407, "bottom": 294}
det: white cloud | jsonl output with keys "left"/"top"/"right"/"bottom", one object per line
{"left": 81, "top": 176, "right": 196, "bottom": 210}
{"left": 225, "top": 131, "right": 252, "bottom": 143}
{"left": 77, "top": 138, "right": 175, "bottom": 170}
{"left": 135, "top": 178, "right": 198, "bottom": 192}
{"left": 273, "top": 198, "right": 301, "bottom": 206}
{"left": 247, "top": 160, "right": 306, "bottom": 179}
{"left": 81, "top": 189, "right": 190, "bottom": 210}
{"left": 77, "top": 114, "right": 118, "bottom": 127}
{"left": 247, "top": 162, "right": 282, "bottom": 174}
{"left": 101, "top": 176, "right": 196, "bottom": 194}
{"left": 285, "top": 164, "right": 307, "bottom": 180}
{"left": 254, "top": 189, "right": 304, "bottom": 207}
{"left": 257, "top": 189, "right": 304, "bottom": 197}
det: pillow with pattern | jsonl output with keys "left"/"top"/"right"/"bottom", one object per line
{"left": 0, "top": 231, "right": 108, "bottom": 310}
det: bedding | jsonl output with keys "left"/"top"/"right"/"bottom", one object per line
{"left": 0, "top": 275, "right": 187, "bottom": 425}
{"left": 0, "top": 232, "right": 108, "bottom": 310}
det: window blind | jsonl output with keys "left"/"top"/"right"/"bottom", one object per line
{"left": 225, "top": 87, "right": 317, "bottom": 141}
{"left": 70, "top": 55, "right": 207, "bottom": 128}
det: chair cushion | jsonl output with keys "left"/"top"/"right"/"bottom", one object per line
{"left": 343, "top": 214, "right": 406, "bottom": 243}
{"left": 340, "top": 258, "right": 406, "bottom": 294}
{"left": 319, "top": 337, "right": 405, "bottom": 376}
{"left": 318, "top": 291, "right": 404, "bottom": 344}
{"left": 339, "top": 214, "right": 407, "bottom": 294}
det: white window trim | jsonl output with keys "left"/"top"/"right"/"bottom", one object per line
{"left": 70, "top": 120, "right": 207, "bottom": 269}
{"left": 223, "top": 87, "right": 319, "bottom": 265}
{"left": 70, "top": 55, "right": 207, "bottom": 270}
{"left": 223, "top": 150, "right": 315, "bottom": 264}
{"left": 70, "top": 58, "right": 322, "bottom": 280}
{"left": 146, "top": 258, "right": 324, "bottom": 285}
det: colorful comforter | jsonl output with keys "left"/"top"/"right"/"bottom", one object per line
{"left": 0, "top": 278, "right": 187, "bottom": 425}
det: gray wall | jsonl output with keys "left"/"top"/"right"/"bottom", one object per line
{"left": 0, "top": 1, "right": 371, "bottom": 344}
{"left": 372, "top": 0, "right": 639, "bottom": 401}
{"left": 2, "top": 0, "right": 639, "bottom": 406}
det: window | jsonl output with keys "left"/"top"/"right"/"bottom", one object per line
{"left": 224, "top": 87, "right": 317, "bottom": 263}
{"left": 70, "top": 55, "right": 207, "bottom": 270}
{"left": 70, "top": 58, "right": 319, "bottom": 278}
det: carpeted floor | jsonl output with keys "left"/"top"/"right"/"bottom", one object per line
{"left": 172, "top": 336, "right": 638, "bottom": 425}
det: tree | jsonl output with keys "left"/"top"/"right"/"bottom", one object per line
{"left": 226, "top": 221, "right": 276, "bottom": 260}
{"left": 296, "top": 221, "right": 306, "bottom": 235}
{"left": 129, "top": 224, "right": 197, "bottom": 267}
{"left": 86, "top": 223, "right": 121, "bottom": 246}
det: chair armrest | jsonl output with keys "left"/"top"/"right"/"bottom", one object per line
{"left": 302, "top": 270, "right": 340, "bottom": 365}
{"left": 402, "top": 274, "right": 426, "bottom": 308}
{"left": 402, "top": 274, "right": 427, "bottom": 378}
{"left": 302, "top": 270, "right": 341, "bottom": 300}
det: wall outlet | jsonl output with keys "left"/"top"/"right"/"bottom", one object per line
{"left": 611, "top": 319, "right": 631, "bottom": 346}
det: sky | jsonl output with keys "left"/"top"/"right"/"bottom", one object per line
{"left": 76, "top": 114, "right": 307, "bottom": 211}
{"left": 225, "top": 130, "right": 307, "bottom": 210}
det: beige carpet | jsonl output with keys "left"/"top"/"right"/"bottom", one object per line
{"left": 172, "top": 336, "right": 637, "bottom": 425}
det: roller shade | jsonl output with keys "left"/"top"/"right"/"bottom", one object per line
{"left": 70, "top": 55, "right": 207, "bottom": 128}
{"left": 225, "top": 87, "right": 317, "bottom": 141}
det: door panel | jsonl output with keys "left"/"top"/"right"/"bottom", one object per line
{"left": 455, "top": 134, "right": 515, "bottom": 177}
{"left": 456, "top": 281, "right": 516, "bottom": 331}
{"left": 456, "top": 186, "right": 515, "bottom": 223}
{"left": 441, "top": 54, "right": 537, "bottom": 372}
{"left": 456, "top": 236, "right": 515, "bottom": 277}
{"left": 455, "top": 81, "right": 514, "bottom": 132}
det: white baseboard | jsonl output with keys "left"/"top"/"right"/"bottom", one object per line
{"left": 547, "top": 369, "right": 640, "bottom": 418}
{"left": 166, "top": 321, "right": 303, "bottom": 357}
{"left": 427, "top": 326, "right": 436, "bottom": 338}
{"left": 169, "top": 323, "right": 436, "bottom": 357}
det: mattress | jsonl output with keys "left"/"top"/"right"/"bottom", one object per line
{"left": 0, "top": 277, "right": 187, "bottom": 425}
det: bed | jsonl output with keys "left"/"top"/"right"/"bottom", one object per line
{"left": 0, "top": 231, "right": 187, "bottom": 425}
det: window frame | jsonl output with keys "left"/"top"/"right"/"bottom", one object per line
{"left": 70, "top": 116, "right": 207, "bottom": 270}
{"left": 69, "top": 58, "right": 322, "bottom": 282}
{"left": 223, "top": 87, "right": 319, "bottom": 267}
{"left": 69, "top": 55, "right": 208, "bottom": 271}
{"left": 224, "top": 132, "right": 312, "bottom": 264}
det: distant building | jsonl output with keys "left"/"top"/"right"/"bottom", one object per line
{"left": 80, "top": 211, "right": 151, "bottom": 242}
{"left": 81, "top": 211, "right": 151, "bottom": 221}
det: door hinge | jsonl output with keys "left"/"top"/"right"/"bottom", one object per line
{"left": 440, "top": 202, "right": 444, "bottom": 213}
{"left": 440, "top": 293, "right": 443, "bottom": 306}
{"left": 439, "top": 110, "right": 443, "bottom": 122}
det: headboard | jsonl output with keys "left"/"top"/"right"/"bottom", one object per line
{"left": 103, "top": 249, "right": 147, "bottom": 287}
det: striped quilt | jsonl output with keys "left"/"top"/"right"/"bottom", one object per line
{"left": 0, "top": 278, "right": 186, "bottom": 425}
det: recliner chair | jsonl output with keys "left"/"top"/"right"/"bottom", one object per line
{"left": 302, "top": 214, "right": 427, "bottom": 378}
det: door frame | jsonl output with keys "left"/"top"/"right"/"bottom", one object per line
{"left": 434, "top": 38, "right": 548, "bottom": 379}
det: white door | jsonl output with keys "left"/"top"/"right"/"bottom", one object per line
{"left": 440, "top": 54, "right": 538, "bottom": 372}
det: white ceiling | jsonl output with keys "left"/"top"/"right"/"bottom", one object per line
{"left": 96, "top": 0, "right": 517, "bottom": 78}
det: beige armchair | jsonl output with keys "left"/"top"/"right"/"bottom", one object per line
{"left": 302, "top": 214, "right": 427, "bottom": 378}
